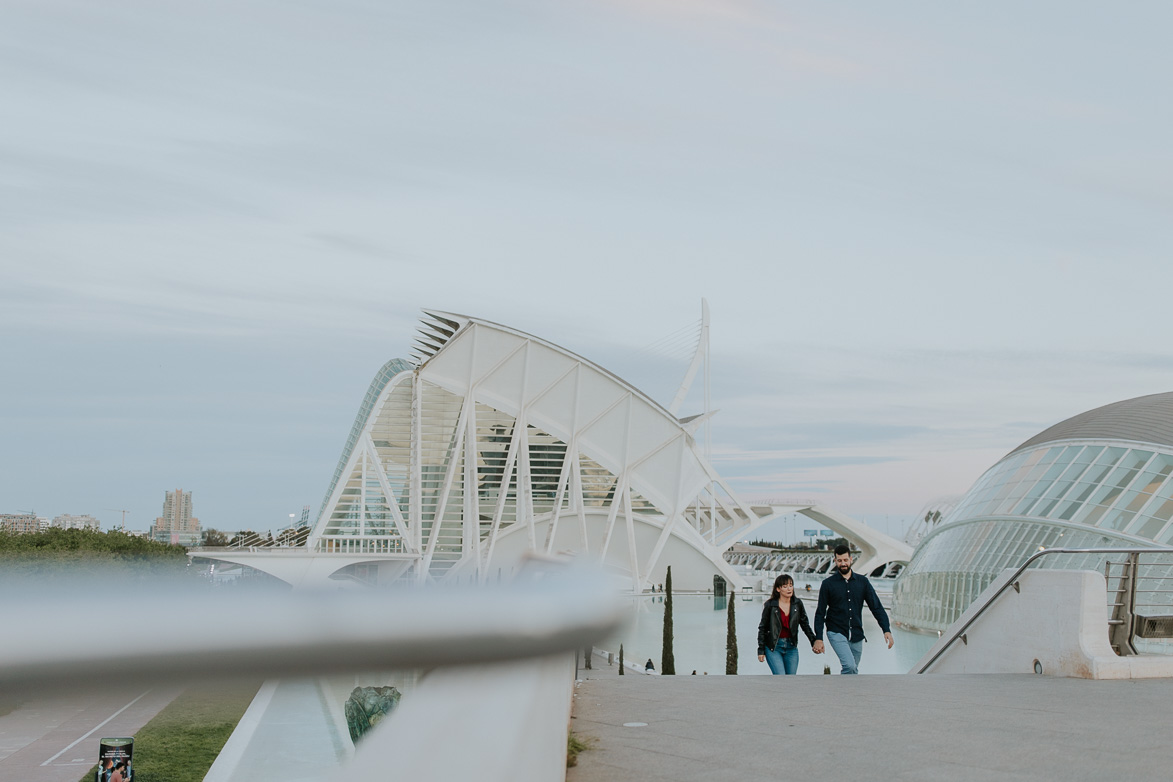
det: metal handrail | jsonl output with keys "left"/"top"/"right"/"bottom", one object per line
{"left": 0, "top": 563, "right": 627, "bottom": 694}
{"left": 915, "top": 546, "right": 1173, "bottom": 674}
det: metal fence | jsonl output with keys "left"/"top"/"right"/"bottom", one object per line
{"left": 917, "top": 546, "right": 1173, "bottom": 674}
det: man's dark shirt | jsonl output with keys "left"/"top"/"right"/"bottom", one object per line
{"left": 813, "top": 570, "right": 891, "bottom": 643}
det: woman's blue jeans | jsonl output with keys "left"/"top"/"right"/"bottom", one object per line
{"left": 764, "top": 638, "right": 799, "bottom": 675}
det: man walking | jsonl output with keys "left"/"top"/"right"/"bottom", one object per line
{"left": 812, "top": 544, "right": 893, "bottom": 674}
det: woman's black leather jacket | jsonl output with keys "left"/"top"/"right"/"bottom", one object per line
{"left": 757, "top": 596, "right": 816, "bottom": 655}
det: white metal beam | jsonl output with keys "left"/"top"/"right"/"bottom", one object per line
{"left": 363, "top": 437, "right": 415, "bottom": 553}
{"left": 623, "top": 485, "right": 642, "bottom": 592}
{"left": 481, "top": 416, "right": 522, "bottom": 577}
{"left": 422, "top": 394, "right": 471, "bottom": 575}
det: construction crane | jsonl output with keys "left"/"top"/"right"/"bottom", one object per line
{"left": 104, "top": 509, "right": 130, "bottom": 531}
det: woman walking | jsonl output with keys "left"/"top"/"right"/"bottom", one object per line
{"left": 757, "top": 574, "right": 818, "bottom": 674}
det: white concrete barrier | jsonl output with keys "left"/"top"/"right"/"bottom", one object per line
{"left": 916, "top": 569, "right": 1173, "bottom": 679}
{"left": 333, "top": 654, "right": 576, "bottom": 782}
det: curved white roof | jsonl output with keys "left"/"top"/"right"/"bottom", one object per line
{"left": 413, "top": 311, "right": 716, "bottom": 515}
{"left": 1011, "top": 391, "right": 1173, "bottom": 455}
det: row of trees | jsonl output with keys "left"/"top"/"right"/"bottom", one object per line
{"left": 0, "top": 525, "right": 312, "bottom": 553}
{"left": 656, "top": 567, "right": 739, "bottom": 676}
{"left": 0, "top": 527, "right": 186, "bottom": 557}
{"left": 0, "top": 528, "right": 190, "bottom": 580}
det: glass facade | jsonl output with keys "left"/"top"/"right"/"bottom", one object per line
{"left": 318, "top": 358, "right": 415, "bottom": 526}
{"left": 894, "top": 438, "right": 1173, "bottom": 634}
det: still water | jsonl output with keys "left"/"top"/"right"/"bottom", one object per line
{"left": 601, "top": 580, "right": 936, "bottom": 675}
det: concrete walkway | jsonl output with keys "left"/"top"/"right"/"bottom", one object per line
{"left": 569, "top": 673, "right": 1173, "bottom": 782}
{"left": 206, "top": 678, "right": 352, "bottom": 782}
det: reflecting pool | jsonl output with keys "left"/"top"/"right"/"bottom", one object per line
{"left": 601, "top": 580, "right": 936, "bottom": 676}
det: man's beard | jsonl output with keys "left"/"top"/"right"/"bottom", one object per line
{"left": 837, "top": 564, "right": 850, "bottom": 573}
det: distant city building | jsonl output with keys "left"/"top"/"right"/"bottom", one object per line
{"left": 0, "top": 513, "right": 40, "bottom": 534}
{"left": 52, "top": 514, "right": 102, "bottom": 531}
{"left": 152, "top": 489, "right": 202, "bottom": 546}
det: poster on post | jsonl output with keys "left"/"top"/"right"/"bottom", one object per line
{"left": 96, "top": 737, "right": 134, "bottom": 782}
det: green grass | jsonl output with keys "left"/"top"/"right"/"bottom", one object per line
{"left": 567, "top": 731, "right": 593, "bottom": 768}
{"left": 79, "top": 680, "right": 260, "bottom": 782}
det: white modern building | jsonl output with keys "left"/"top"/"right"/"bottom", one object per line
{"left": 52, "top": 514, "right": 101, "bottom": 531}
{"left": 199, "top": 311, "right": 908, "bottom": 591}
{"left": 894, "top": 391, "right": 1173, "bottom": 634}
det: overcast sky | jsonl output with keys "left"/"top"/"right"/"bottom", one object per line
{"left": 4, "top": 0, "right": 1173, "bottom": 543}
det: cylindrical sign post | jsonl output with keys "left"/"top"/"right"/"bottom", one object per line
{"left": 96, "top": 737, "right": 134, "bottom": 782}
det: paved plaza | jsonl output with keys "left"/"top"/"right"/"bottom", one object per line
{"left": 569, "top": 672, "right": 1173, "bottom": 782}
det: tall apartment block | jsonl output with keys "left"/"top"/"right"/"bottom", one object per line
{"left": 0, "top": 513, "right": 40, "bottom": 534}
{"left": 151, "top": 489, "right": 202, "bottom": 546}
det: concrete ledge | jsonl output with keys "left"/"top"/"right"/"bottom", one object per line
{"left": 333, "top": 654, "right": 576, "bottom": 782}
{"left": 916, "top": 569, "right": 1173, "bottom": 678}
{"left": 204, "top": 680, "right": 279, "bottom": 782}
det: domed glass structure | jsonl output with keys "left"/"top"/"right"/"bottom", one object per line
{"left": 894, "top": 392, "right": 1173, "bottom": 634}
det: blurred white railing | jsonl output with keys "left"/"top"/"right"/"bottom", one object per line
{"left": 0, "top": 564, "right": 627, "bottom": 782}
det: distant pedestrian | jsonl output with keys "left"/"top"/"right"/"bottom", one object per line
{"left": 645, "top": 658, "right": 655, "bottom": 672}
{"left": 757, "top": 573, "right": 819, "bottom": 675}
{"left": 812, "top": 545, "right": 892, "bottom": 674}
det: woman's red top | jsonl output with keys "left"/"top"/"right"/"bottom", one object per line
{"left": 778, "top": 604, "right": 792, "bottom": 638}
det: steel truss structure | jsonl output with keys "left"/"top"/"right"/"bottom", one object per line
{"left": 299, "top": 311, "right": 785, "bottom": 591}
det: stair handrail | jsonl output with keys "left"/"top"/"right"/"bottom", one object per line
{"left": 915, "top": 545, "right": 1173, "bottom": 674}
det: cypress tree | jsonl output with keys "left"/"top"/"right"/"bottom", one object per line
{"left": 725, "top": 589, "right": 737, "bottom": 675}
{"left": 661, "top": 566, "right": 675, "bottom": 675}
{"left": 619, "top": 644, "right": 624, "bottom": 675}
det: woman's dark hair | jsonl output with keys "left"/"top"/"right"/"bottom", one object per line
{"left": 770, "top": 573, "right": 794, "bottom": 601}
